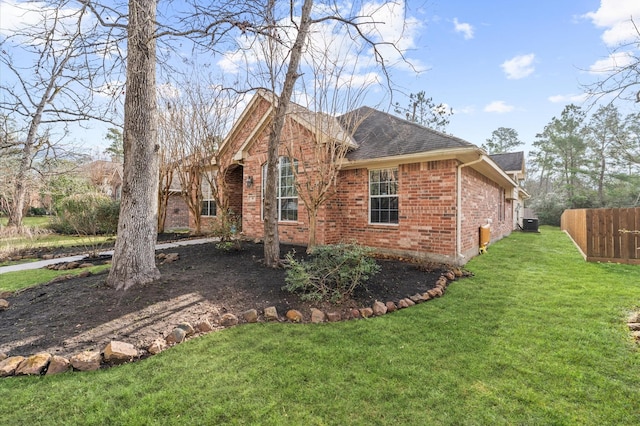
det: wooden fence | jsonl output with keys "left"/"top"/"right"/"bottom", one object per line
{"left": 561, "top": 208, "right": 640, "bottom": 265}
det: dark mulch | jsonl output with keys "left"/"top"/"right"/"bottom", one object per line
{"left": 0, "top": 241, "right": 451, "bottom": 359}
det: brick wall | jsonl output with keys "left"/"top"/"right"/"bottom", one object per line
{"left": 459, "top": 167, "right": 513, "bottom": 259}
{"left": 325, "top": 161, "right": 458, "bottom": 263}
{"left": 165, "top": 194, "right": 190, "bottom": 230}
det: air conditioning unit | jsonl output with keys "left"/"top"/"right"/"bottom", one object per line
{"left": 522, "top": 218, "right": 539, "bottom": 232}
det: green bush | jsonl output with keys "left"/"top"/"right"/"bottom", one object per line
{"left": 50, "top": 193, "right": 119, "bottom": 235}
{"left": 283, "top": 243, "right": 381, "bottom": 302}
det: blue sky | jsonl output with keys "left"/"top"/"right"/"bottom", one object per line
{"left": 397, "top": 0, "right": 639, "bottom": 152}
{"left": 1, "top": 0, "right": 639, "bottom": 157}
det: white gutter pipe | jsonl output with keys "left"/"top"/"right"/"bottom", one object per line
{"left": 456, "top": 154, "right": 485, "bottom": 264}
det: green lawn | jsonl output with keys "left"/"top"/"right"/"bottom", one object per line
{"left": 0, "top": 216, "right": 113, "bottom": 264}
{"left": 1, "top": 227, "right": 638, "bottom": 425}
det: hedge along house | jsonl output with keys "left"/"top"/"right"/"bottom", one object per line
{"left": 204, "top": 90, "right": 528, "bottom": 265}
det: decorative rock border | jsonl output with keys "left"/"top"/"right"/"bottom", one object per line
{"left": 0, "top": 267, "right": 473, "bottom": 378}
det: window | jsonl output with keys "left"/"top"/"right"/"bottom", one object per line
{"left": 262, "top": 157, "right": 298, "bottom": 221}
{"left": 498, "top": 187, "right": 505, "bottom": 222}
{"left": 201, "top": 177, "right": 216, "bottom": 217}
{"left": 369, "top": 168, "right": 398, "bottom": 224}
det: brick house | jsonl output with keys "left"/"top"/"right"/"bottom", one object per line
{"left": 200, "top": 90, "right": 527, "bottom": 265}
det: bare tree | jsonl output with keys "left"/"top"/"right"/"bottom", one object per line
{"left": 280, "top": 54, "right": 372, "bottom": 251}
{"left": 246, "top": 0, "right": 411, "bottom": 266}
{"left": 0, "top": 0, "right": 117, "bottom": 228}
{"left": 583, "top": 17, "right": 640, "bottom": 104}
{"left": 157, "top": 76, "right": 239, "bottom": 236}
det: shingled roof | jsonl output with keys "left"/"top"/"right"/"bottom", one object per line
{"left": 489, "top": 151, "right": 525, "bottom": 173}
{"left": 338, "top": 106, "right": 476, "bottom": 161}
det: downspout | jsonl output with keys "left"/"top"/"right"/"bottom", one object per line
{"left": 456, "top": 154, "right": 485, "bottom": 264}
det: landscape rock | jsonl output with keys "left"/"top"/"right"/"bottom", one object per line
{"left": 0, "top": 356, "right": 25, "bottom": 377}
{"left": 633, "top": 331, "right": 640, "bottom": 341}
{"left": 0, "top": 352, "right": 7, "bottom": 361}
{"left": 264, "top": 306, "right": 279, "bottom": 321}
{"left": 46, "top": 356, "right": 71, "bottom": 375}
{"left": 326, "top": 312, "right": 341, "bottom": 322}
{"left": 103, "top": 341, "right": 138, "bottom": 364}
{"left": 42, "top": 254, "right": 54, "bottom": 260}
{"left": 16, "top": 352, "right": 52, "bottom": 376}
{"left": 176, "top": 322, "right": 195, "bottom": 337}
{"left": 453, "top": 267, "right": 463, "bottom": 277}
{"left": 165, "top": 328, "right": 187, "bottom": 345}
{"left": 404, "top": 298, "right": 415, "bottom": 307}
{"left": 397, "top": 299, "right": 409, "bottom": 309}
{"left": 310, "top": 308, "right": 326, "bottom": 323}
{"left": 628, "top": 312, "right": 640, "bottom": 324}
{"left": 66, "top": 261, "right": 80, "bottom": 270}
{"left": 427, "top": 289, "right": 439, "bottom": 298}
{"left": 0, "top": 291, "right": 12, "bottom": 299}
{"left": 409, "top": 293, "right": 425, "bottom": 303}
{"left": 359, "top": 307, "right": 374, "bottom": 318}
{"left": 242, "top": 309, "right": 258, "bottom": 323}
{"left": 160, "top": 253, "right": 179, "bottom": 264}
{"left": 433, "top": 287, "right": 444, "bottom": 297}
{"left": 286, "top": 309, "right": 304, "bottom": 323}
{"left": 195, "top": 319, "right": 214, "bottom": 333}
{"left": 79, "top": 263, "right": 94, "bottom": 269}
{"left": 147, "top": 339, "right": 167, "bottom": 355}
{"left": 372, "top": 301, "right": 387, "bottom": 316}
{"left": 385, "top": 301, "right": 397, "bottom": 312}
{"left": 70, "top": 351, "right": 101, "bottom": 371}
{"left": 628, "top": 323, "right": 640, "bottom": 331}
{"left": 220, "top": 313, "right": 239, "bottom": 327}
{"left": 436, "top": 277, "right": 448, "bottom": 287}
{"left": 77, "top": 270, "right": 92, "bottom": 278}
{"left": 0, "top": 299, "right": 9, "bottom": 310}
{"left": 350, "top": 308, "right": 361, "bottom": 318}
{"left": 444, "top": 271, "right": 456, "bottom": 281}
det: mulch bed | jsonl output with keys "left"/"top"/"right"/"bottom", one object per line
{"left": 0, "top": 240, "right": 453, "bottom": 359}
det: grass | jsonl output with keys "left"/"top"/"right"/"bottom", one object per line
{"left": 0, "top": 264, "right": 111, "bottom": 293}
{"left": 0, "top": 226, "right": 638, "bottom": 425}
{"left": 0, "top": 216, "right": 114, "bottom": 265}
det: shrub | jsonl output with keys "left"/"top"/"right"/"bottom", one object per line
{"left": 283, "top": 243, "right": 381, "bottom": 302}
{"left": 50, "top": 193, "right": 119, "bottom": 235}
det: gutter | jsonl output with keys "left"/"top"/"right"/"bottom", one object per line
{"left": 456, "top": 153, "right": 485, "bottom": 264}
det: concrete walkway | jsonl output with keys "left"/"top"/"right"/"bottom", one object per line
{"left": 0, "top": 237, "right": 218, "bottom": 275}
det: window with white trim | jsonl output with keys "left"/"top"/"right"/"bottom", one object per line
{"left": 262, "top": 157, "right": 298, "bottom": 221}
{"left": 369, "top": 168, "right": 398, "bottom": 224}
{"left": 201, "top": 176, "right": 217, "bottom": 217}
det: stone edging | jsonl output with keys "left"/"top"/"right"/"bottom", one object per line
{"left": 0, "top": 267, "right": 468, "bottom": 378}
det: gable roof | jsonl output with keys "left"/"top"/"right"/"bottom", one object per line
{"left": 338, "top": 106, "right": 475, "bottom": 161}
{"left": 490, "top": 151, "right": 525, "bottom": 173}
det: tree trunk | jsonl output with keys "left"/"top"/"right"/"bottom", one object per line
{"left": 263, "top": 0, "right": 314, "bottom": 267}
{"left": 106, "top": 0, "right": 160, "bottom": 290}
{"left": 307, "top": 207, "right": 317, "bottom": 253}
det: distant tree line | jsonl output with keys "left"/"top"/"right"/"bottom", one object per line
{"left": 526, "top": 104, "right": 640, "bottom": 225}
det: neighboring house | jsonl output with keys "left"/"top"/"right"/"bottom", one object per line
{"left": 197, "top": 90, "right": 528, "bottom": 265}
{"left": 82, "top": 160, "right": 123, "bottom": 201}
{"left": 489, "top": 152, "right": 529, "bottom": 230}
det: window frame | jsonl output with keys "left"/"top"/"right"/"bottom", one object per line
{"left": 200, "top": 175, "right": 217, "bottom": 217}
{"left": 369, "top": 168, "right": 399, "bottom": 225}
{"left": 262, "top": 157, "right": 299, "bottom": 222}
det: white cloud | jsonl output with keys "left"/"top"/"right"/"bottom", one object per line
{"left": 584, "top": 0, "right": 640, "bottom": 46}
{"left": 484, "top": 101, "right": 514, "bottom": 113}
{"left": 454, "top": 105, "right": 475, "bottom": 114}
{"left": 548, "top": 93, "right": 589, "bottom": 104}
{"left": 452, "top": 18, "right": 474, "bottom": 39}
{"left": 217, "top": 1, "right": 425, "bottom": 91}
{"left": 501, "top": 54, "right": 535, "bottom": 79}
{"left": 588, "top": 51, "right": 635, "bottom": 73}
